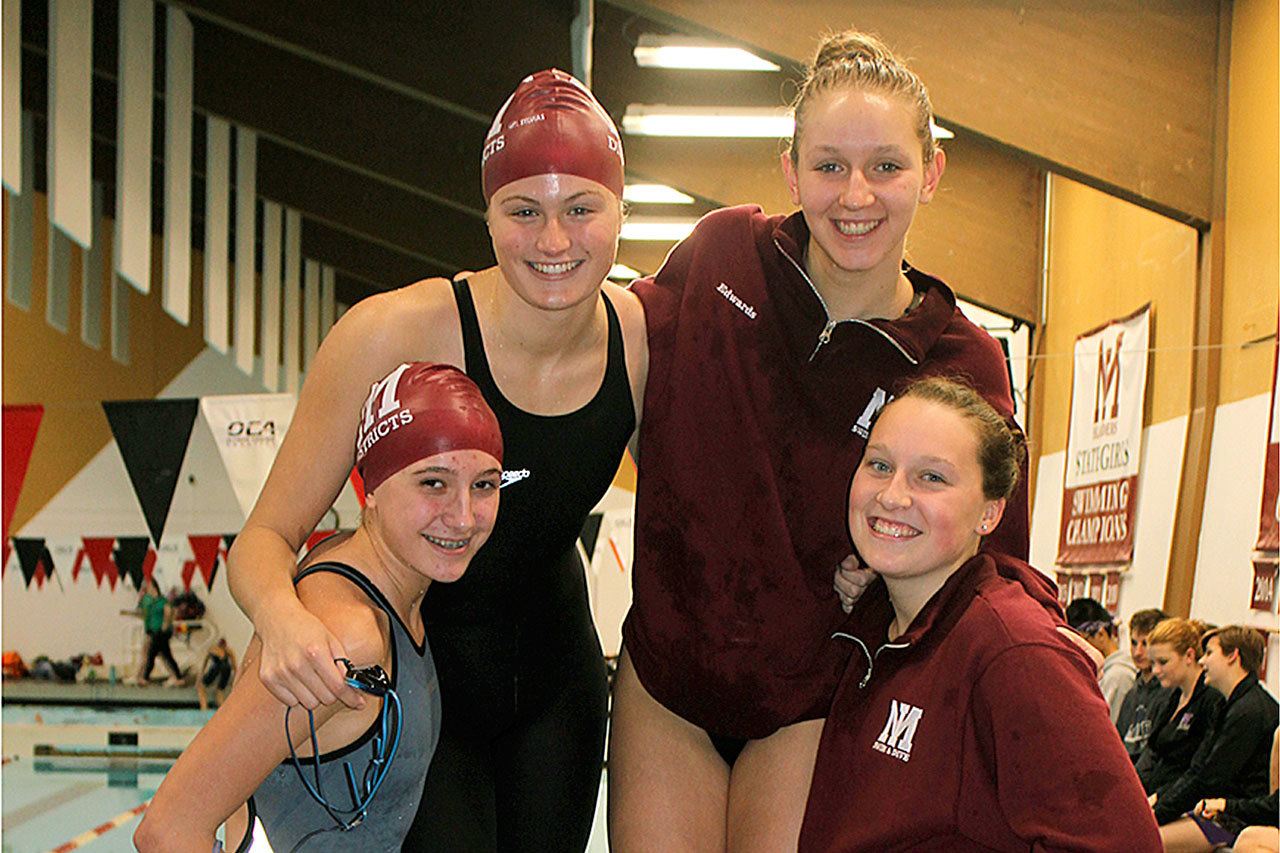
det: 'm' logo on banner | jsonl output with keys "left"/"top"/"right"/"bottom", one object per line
{"left": 1094, "top": 330, "right": 1124, "bottom": 426}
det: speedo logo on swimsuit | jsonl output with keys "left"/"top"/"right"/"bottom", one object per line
{"left": 501, "top": 469, "right": 531, "bottom": 489}
{"left": 873, "top": 698, "right": 923, "bottom": 763}
{"left": 852, "top": 387, "right": 893, "bottom": 439}
{"left": 716, "top": 283, "right": 757, "bottom": 320}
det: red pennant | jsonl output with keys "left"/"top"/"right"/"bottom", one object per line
{"left": 3, "top": 405, "right": 44, "bottom": 540}
{"left": 77, "top": 538, "right": 119, "bottom": 589}
{"left": 183, "top": 535, "right": 226, "bottom": 590}
{"left": 349, "top": 467, "right": 366, "bottom": 508}
{"left": 142, "top": 548, "right": 157, "bottom": 586}
{"left": 306, "top": 529, "right": 337, "bottom": 553}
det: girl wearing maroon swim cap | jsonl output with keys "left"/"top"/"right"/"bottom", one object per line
{"left": 137, "top": 363, "right": 502, "bottom": 852}
{"left": 226, "top": 70, "right": 646, "bottom": 851}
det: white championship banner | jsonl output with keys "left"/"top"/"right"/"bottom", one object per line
{"left": 1057, "top": 305, "right": 1151, "bottom": 566}
{"left": 200, "top": 393, "right": 297, "bottom": 519}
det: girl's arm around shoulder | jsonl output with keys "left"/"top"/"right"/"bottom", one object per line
{"left": 226, "top": 277, "right": 460, "bottom": 709}
{"left": 970, "top": 642, "right": 1162, "bottom": 853}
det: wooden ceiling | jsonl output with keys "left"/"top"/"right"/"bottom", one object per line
{"left": 16, "top": 0, "right": 1223, "bottom": 317}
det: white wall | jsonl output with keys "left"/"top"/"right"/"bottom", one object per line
{"left": 1191, "top": 392, "right": 1279, "bottom": 699}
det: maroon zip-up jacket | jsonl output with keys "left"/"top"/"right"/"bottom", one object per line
{"left": 800, "top": 553, "right": 1160, "bottom": 852}
{"left": 626, "top": 205, "right": 1055, "bottom": 739}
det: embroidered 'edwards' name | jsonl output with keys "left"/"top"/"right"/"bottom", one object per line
{"left": 716, "top": 283, "right": 757, "bottom": 320}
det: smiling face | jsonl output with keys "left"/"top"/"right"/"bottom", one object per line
{"left": 782, "top": 88, "right": 944, "bottom": 286}
{"left": 1149, "top": 642, "right": 1199, "bottom": 690}
{"left": 487, "top": 172, "right": 622, "bottom": 312}
{"left": 848, "top": 397, "right": 1005, "bottom": 586}
{"left": 365, "top": 449, "right": 501, "bottom": 584}
{"left": 1198, "top": 637, "right": 1238, "bottom": 693}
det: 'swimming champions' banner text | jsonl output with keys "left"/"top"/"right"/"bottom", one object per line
{"left": 1057, "top": 305, "right": 1151, "bottom": 566}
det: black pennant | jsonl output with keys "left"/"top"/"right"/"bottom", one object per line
{"left": 12, "top": 537, "right": 54, "bottom": 588}
{"left": 103, "top": 399, "right": 199, "bottom": 547}
{"left": 579, "top": 512, "right": 604, "bottom": 560}
{"left": 113, "top": 537, "right": 152, "bottom": 590}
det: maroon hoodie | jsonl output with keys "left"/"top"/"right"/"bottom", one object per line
{"left": 627, "top": 205, "right": 1057, "bottom": 739}
{"left": 800, "top": 552, "right": 1160, "bottom": 853}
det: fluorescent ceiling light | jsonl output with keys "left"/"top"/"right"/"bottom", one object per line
{"left": 623, "top": 105, "right": 792, "bottom": 138}
{"left": 624, "top": 104, "right": 956, "bottom": 141}
{"left": 634, "top": 34, "right": 780, "bottom": 72}
{"left": 623, "top": 183, "right": 695, "bottom": 204}
{"left": 608, "top": 263, "right": 642, "bottom": 281}
{"left": 620, "top": 217, "right": 698, "bottom": 242}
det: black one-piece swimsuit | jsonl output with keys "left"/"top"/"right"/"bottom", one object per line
{"left": 403, "top": 279, "right": 635, "bottom": 852}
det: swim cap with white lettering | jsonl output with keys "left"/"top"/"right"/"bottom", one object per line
{"left": 355, "top": 363, "right": 503, "bottom": 495}
{"left": 481, "top": 68, "right": 624, "bottom": 203}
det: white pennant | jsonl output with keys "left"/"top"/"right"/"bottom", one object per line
{"left": 199, "top": 393, "right": 297, "bottom": 519}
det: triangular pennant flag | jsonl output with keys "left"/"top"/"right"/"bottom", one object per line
{"left": 3, "top": 404, "right": 45, "bottom": 540}
{"left": 184, "top": 535, "right": 226, "bottom": 590}
{"left": 223, "top": 533, "right": 237, "bottom": 551}
{"left": 579, "top": 512, "right": 604, "bottom": 559}
{"left": 103, "top": 399, "right": 200, "bottom": 546}
{"left": 78, "top": 537, "right": 119, "bottom": 590}
{"left": 13, "top": 538, "right": 51, "bottom": 589}
{"left": 306, "top": 529, "right": 337, "bottom": 554}
{"left": 198, "top": 394, "right": 297, "bottom": 518}
{"left": 349, "top": 467, "right": 366, "bottom": 508}
{"left": 114, "top": 537, "right": 154, "bottom": 590}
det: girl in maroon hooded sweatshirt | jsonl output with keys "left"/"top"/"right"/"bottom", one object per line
{"left": 612, "top": 29, "right": 1067, "bottom": 850}
{"left": 799, "top": 378, "right": 1160, "bottom": 852}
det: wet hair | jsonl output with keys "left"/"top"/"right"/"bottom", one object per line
{"left": 788, "top": 29, "right": 937, "bottom": 165}
{"left": 1147, "top": 617, "right": 1209, "bottom": 658}
{"left": 1202, "top": 625, "right": 1266, "bottom": 676}
{"left": 886, "top": 377, "right": 1023, "bottom": 501}
{"left": 1066, "top": 597, "right": 1117, "bottom": 637}
{"left": 1129, "top": 608, "right": 1167, "bottom": 636}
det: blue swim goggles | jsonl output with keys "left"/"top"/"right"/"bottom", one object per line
{"left": 283, "top": 658, "right": 403, "bottom": 849}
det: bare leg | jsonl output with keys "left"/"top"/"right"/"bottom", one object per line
{"left": 608, "top": 649, "right": 730, "bottom": 852}
{"left": 1236, "top": 826, "right": 1280, "bottom": 853}
{"left": 727, "top": 718, "right": 823, "bottom": 852}
{"left": 1158, "top": 817, "right": 1214, "bottom": 853}
{"left": 197, "top": 680, "right": 209, "bottom": 711}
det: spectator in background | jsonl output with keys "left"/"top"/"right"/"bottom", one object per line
{"left": 1158, "top": 729, "right": 1278, "bottom": 853}
{"left": 196, "top": 638, "right": 237, "bottom": 711}
{"left": 1118, "top": 608, "right": 1174, "bottom": 761}
{"left": 1136, "top": 618, "right": 1224, "bottom": 798}
{"left": 1150, "top": 626, "right": 1278, "bottom": 826}
{"left": 133, "top": 576, "right": 183, "bottom": 687}
{"left": 1068, "top": 597, "right": 1138, "bottom": 722}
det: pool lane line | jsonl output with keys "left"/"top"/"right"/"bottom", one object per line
{"left": 47, "top": 799, "right": 149, "bottom": 853}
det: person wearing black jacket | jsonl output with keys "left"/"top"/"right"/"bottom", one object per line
{"left": 1151, "top": 626, "right": 1279, "bottom": 826}
{"left": 1135, "top": 619, "right": 1224, "bottom": 796}
{"left": 1157, "top": 728, "right": 1278, "bottom": 852}
{"left": 1117, "top": 608, "right": 1174, "bottom": 760}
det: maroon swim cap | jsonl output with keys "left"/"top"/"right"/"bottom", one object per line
{"left": 481, "top": 68, "right": 624, "bottom": 203}
{"left": 355, "top": 363, "right": 503, "bottom": 495}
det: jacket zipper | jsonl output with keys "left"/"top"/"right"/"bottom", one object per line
{"left": 833, "top": 631, "right": 911, "bottom": 689}
{"left": 773, "top": 238, "right": 920, "bottom": 365}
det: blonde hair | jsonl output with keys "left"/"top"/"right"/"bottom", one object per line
{"left": 788, "top": 30, "right": 937, "bottom": 164}
{"left": 1147, "top": 618, "right": 1210, "bottom": 658}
